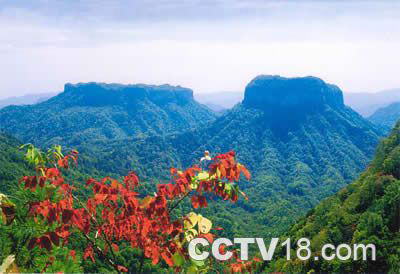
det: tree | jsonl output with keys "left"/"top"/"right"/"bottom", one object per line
{"left": 0, "top": 145, "right": 259, "bottom": 272}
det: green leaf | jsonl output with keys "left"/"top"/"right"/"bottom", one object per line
{"left": 172, "top": 252, "right": 185, "bottom": 267}
{"left": 187, "top": 265, "right": 198, "bottom": 273}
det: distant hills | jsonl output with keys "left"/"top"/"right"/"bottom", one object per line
{"left": 194, "top": 91, "right": 243, "bottom": 112}
{"left": 0, "top": 92, "right": 56, "bottom": 109}
{"left": 0, "top": 83, "right": 217, "bottom": 147}
{"left": 369, "top": 102, "right": 400, "bottom": 130}
{"left": 272, "top": 122, "right": 400, "bottom": 273}
{"left": 343, "top": 88, "right": 400, "bottom": 117}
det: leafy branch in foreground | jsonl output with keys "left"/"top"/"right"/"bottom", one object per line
{"left": 0, "top": 146, "right": 260, "bottom": 272}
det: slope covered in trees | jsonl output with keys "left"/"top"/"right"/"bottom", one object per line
{"left": 270, "top": 121, "right": 400, "bottom": 272}
{"left": 0, "top": 133, "right": 31, "bottom": 194}
{"left": 369, "top": 101, "right": 400, "bottom": 131}
{"left": 0, "top": 83, "right": 216, "bottom": 147}
{"left": 71, "top": 76, "right": 384, "bottom": 238}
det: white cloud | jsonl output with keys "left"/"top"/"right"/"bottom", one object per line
{"left": 0, "top": 0, "right": 399, "bottom": 98}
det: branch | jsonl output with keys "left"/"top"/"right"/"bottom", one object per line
{"left": 71, "top": 194, "right": 119, "bottom": 268}
{"left": 169, "top": 191, "right": 190, "bottom": 212}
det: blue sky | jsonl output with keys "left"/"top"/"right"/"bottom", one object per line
{"left": 0, "top": 0, "right": 399, "bottom": 98}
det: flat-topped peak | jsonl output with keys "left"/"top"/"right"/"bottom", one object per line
{"left": 243, "top": 75, "right": 344, "bottom": 112}
{"left": 62, "top": 82, "right": 194, "bottom": 107}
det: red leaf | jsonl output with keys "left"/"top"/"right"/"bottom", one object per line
{"left": 112, "top": 243, "right": 119, "bottom": 252}
{"left": 191, "top": 195, "right": 200, "bottom": 209}
{"left": 198, "top": 195, "right": 208, "bottom": 208}
{"left": 62, "top": 209, "right": 74, "bottom": 224}
{"left": 161, "top": 251, "right": 173, "bottom": 267}
{"left": 83, "top": 245, "right": 95, "bottom": 263}
{"left": 46, "top": 168, "right": 60, "bottom": 178}
{"left": 200, "top": 233, "right": 214, "bottom": 243}
{"left": 69, "top": 250, "right": 76, "bottom": 261}
{"left": 117, "top": 265, "right": 128, "bottom": 272}
{"left": 39, "top": 235, "right": 52, "bottom": 251}
{"left": 241, "top": 166, "right": 251, "bottom": 180}
{"left": 48, "top": 231, "right": 60, "bottom": 246}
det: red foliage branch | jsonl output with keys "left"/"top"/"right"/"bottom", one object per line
{"left": 20, "top": 150, "right": 253, "bottom": 272}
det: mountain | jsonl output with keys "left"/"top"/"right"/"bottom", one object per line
{"left": 0, "top": 93, "right": 56, "bottom": 109}
{"left": 0, "top": 83, "right": 217, "bottom": 147}
{"left": 344, "top": 88, "right": 400, "bottom": 117}
{"left": 271, "top": 121, "right": 400, "bottom": 273}
{"left": 194, "top": 91, "right": 243, "bottom": 111}
{"left": 369, "top": 102, "right": 400, "bottom": 130}
{"left": 0, "top": 133, "right": 31, "bottom": 194}
{"left": 74, "top": 75, "right": 383, "bottom": 238}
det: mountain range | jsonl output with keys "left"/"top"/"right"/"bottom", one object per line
{"left": 194, "top": 91, "right": 243, "bottom": 112}
{"left": 2, "top": 87, "right": 399, "bottom": 120}
{"left": 0, "top": 75, "right": 384, "bottom": 238}
{"left": 343, "top": 89, "right": 400, "bottom": 117}
{"left": 0, "top": 92, "right": 56, "bottom": 110}
{"left": 0, "top": 83, "right": 216, "bottom": 147}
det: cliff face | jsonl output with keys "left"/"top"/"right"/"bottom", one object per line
{"left": 243, "top": 75, "right": 344, "bottom": 113}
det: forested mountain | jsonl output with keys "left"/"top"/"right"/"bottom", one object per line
{"left": 270, "top": 121, "right": 400, "bottom": 273}
{"left": 0, "top": 83, "right": 216, "bottom": 147}
{"left": 0, "top": 133, "right": 31, "bottom": 194}
{"left": 71, "top": 75, "right": 383, "bottom": 238}
{"left": 369, "top": 102, "right": 400, "bottom": 131}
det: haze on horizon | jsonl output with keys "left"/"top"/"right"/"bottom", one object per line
{"left": 0, "top": 0, "right": 399, "bottom": 99}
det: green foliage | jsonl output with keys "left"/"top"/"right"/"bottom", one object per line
{"left": 0, "top": 133, "right": 32, "bottom": 194}
{"left": 268, "top": 122, "right": 400, "bottom": 272}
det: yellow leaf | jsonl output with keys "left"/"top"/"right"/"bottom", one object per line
{"left": 0, "top": 255, "right": 19, "bottom": 273}
{"left": 185, "top": 229, "right": 198, "bottom": 242}
{"left": 139, "top": 196, "right": 154, "bottom": 209}
{"left": 198, "top": 216, "right": 212, "bottom": 234}
{"left": 197, "top": 172, "right": 209, "bottom": 181}
{"left": 184, "top": 212, "right": 200, "bottom": 229}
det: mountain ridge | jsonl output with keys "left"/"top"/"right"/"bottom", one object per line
{"left": 0, "top": 82, "right": 217, "bottom": 147}
{"left": 369, "top": 101, "right": 400, "bottom": 131}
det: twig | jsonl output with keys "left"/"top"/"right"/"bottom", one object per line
{"left": 169, "top": 191, "right": 190, "bottom": 212}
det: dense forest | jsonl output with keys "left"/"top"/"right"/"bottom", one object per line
{"left": 266, "top": 122, "right": 400, "bottom": 272}
{"left": 0, "top": 133, "right": 31, "bottom": 194}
